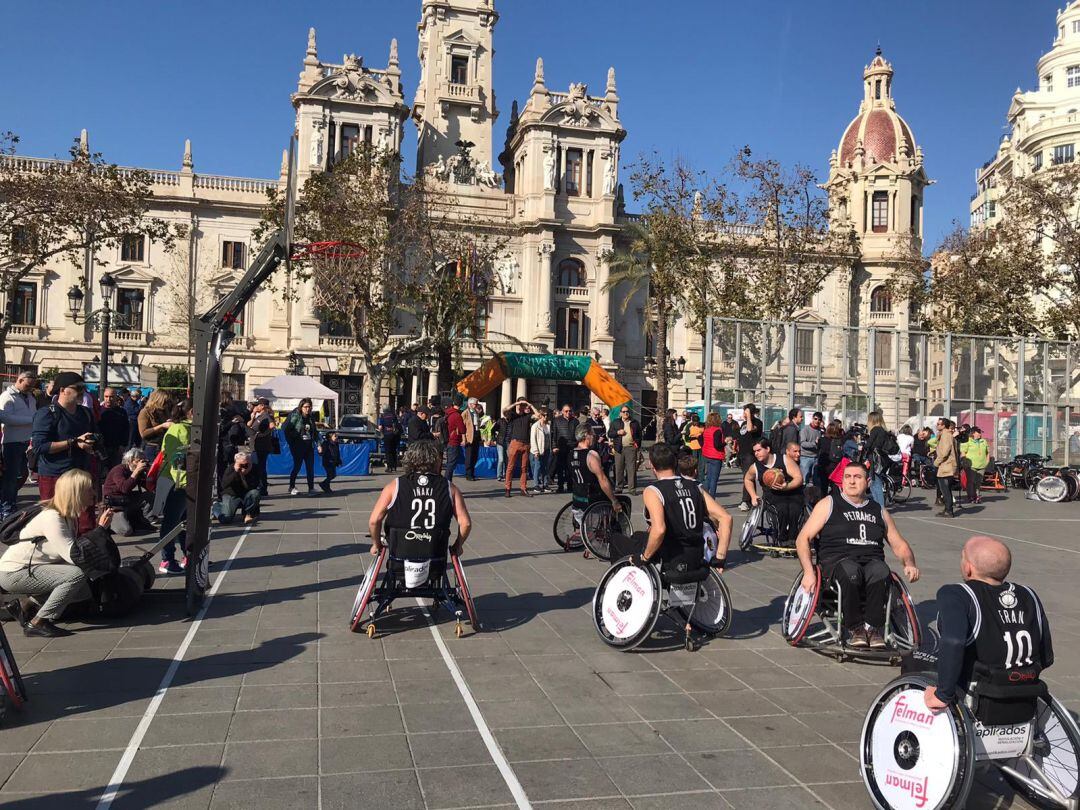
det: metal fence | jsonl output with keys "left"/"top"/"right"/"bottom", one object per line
{"left": 702, "top": 316, "right": 1080, "bottom": 465}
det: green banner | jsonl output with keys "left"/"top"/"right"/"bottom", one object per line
{"left": 501, "top": 352, "right": 593, "bottom": 381}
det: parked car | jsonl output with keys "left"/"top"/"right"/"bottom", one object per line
{"left": 334, "top": 414, "right": 378, "bottom": 444}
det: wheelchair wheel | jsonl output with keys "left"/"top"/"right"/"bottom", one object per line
{"left": 782, "top": 567, "right": 821, "bottom": 646}
{"left": 1000, "top": 694, "right": 1080, "bottom": 809}
{"left": 1036, "top": 475, "right": 1070, "bottom": 503}
{"left": 451, "top": 554, "right": 481, "bottom": 633}
{"left": 0, "top": 624, "right": 25, "bottom": 710}
{"left": 349, "top": 548, "right": 386, "bottom": 632}
{"left": 861, "top": 674, "right": 974, "bottom": 810}
{"left": 738, "top": 505, "right": 760, "bottom": 551}
{"left": 887, "top": 573, "right": 922, "bottom": 651}
{"left": 892, "top": 477, "right": 911, "bottom": 504}
{"left": 553, "top": 502, "right": 584, "bottom": 551}
{"left": 581, "top": 501, "right": 633, "bottom": 562}
{"left": 593, "top": 558, "right": 662, "bottom": 650}
{"left": 676, "top": 570, "right": 732, "bottom": 637}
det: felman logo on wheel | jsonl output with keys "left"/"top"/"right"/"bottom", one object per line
{"left": 885, "top": 770, "right": 929, "bottom": 808}
{"left": 890, "top": 694, "right": 936, "bottom": 728}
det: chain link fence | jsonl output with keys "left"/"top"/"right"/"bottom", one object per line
{"left": 702, "top": 317, "right": 1080, "bottom": 465}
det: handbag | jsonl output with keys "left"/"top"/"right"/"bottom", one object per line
{"left": 69, "top": 526, "right": 121, "bottom": 582}
{"left": 270, "top": 433, "right": 282, "bottom": 455}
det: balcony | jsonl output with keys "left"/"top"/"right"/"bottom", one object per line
{"left": 7, "top": 324, "right": 41, "bottom": 340}
{"left": 319, "top": 335, "right": 358, "bottom": 350}
{"left": 110, "top": 330, "right": 151, "bottom": 346}
{"left": 868, "top": 311, "right": 895, "bottom": 323}
{"left": 554, "top": 348, "right": 596, "bottom": 358}
{"left": 875, "top": 368, "right": 896, "bottom": 378}
{"left": 554, "top": 285, "right": 588, "bottom": 298}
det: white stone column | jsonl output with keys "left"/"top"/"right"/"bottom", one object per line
{"left": 427, "top": 370, "right": 439, "bottom": 400}
{"left": 410, "top": 372, "right": 419, "bottom": 405}
{"left": 500, "top": 377, "right": 513, "bottom": 412}
{"left": 534, "top": 241, "right": 555, "bottom": 340}
{"left": 592, "top": 243, "right": 615, "bottom": 363}
{"left": 515, "top": 377, "right": 527, "bottom": 401}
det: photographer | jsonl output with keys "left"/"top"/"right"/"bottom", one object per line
{"left": 31, "top": 372, "right": 99, "bottom": 533}
{"left": 213, "top": 452, "right": 261, "bottom": 525}
{"left": 102, "top": 448, "right": 155, "bottom": 536}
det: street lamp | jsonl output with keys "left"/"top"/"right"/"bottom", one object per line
{"left": 646, "top": 351, "right": 687, "bottom": 377}
{"left": 68, "top": 272, "right": 118, "bottom": 393}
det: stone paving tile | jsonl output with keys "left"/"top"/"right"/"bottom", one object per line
{"left": 319, "top": 731, "right": 414, "bottom": 774}
{"left": 220, "top": 739, "right": 317, "bottom": 780}
{"left": 416, "top": 763, "right": 516, "bottom": 809}
{"left": 598, "top": 752, "right": 714, "bottom": 796}
{"left": 321, "top": 769, "right": 425, "bottom": 810}
{"left": 720, "top": 785, "right": 830, "bottom": 808}
{"left": 511, "top": 756, "right": 621, "bottom": 801}
{"left": 208, "top": 776, "right": 319, "bottom": 809}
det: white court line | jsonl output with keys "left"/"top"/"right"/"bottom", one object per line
{"left": 902, "top": 514, "right": 1080, "bottom": 555}
{"left": 96, "top": 526, "right": 253, "bottom": 809}
{"left": 417, "top": 598, "right": 531, "bottom": 809}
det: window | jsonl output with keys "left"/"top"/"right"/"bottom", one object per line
{"left": 1069, "top": 66, "right": 1080, "bottom": 88}
{"left": 450, "top": 55, "right": 468, "bottom": 85}
{"left": 11, "top": 282, "right": 36, "bottom": 325}
{"left": 340, "top": 124, "right": 360, "bottom": 157}
{"left": 874, "top": 331, "right": 893, "bottom": 369}
{"left": 564, "top": 149, "right": 583, "bottom": 196}
{"left": 870, "top": 287, "right": 893, "bottom": 313}
{"left": 1053, "top": 144, "right": 1074, "bottom": 165}
{"left": 557, "top": 258, "right": 585, "bottom": 287}
{"left": 871, "top": 191, "right": 889, "bottom": 233}
{"left": 1074, "top": 21, "right": 1080, "bottom": 33}
{"left": 317, "top": 309, "right": 353, "bottom": 337}
{"left": 586, "top": 151, "right": 594, "bottom": 197}
{"left": 988, "top": 200, "right": 996, "bottom": 219}
{"left": 555, "top": 306, "right": 590, "bottom": 350}
{"left": 120, "top": 234, "right": 145, "bottom": 262}
{"left": 222, "top": 241, "right": 246, "bottom": 269}
{"left": 10, "top": 226, "right": 35, "bottom": 255}
{"left": 1044, "top": 74, "right": 1054, "bottom": 92}
{"left": 1034, "top": 151, "right": 1044, "bottom": 171}
{"left": 115, "top": 288, "right": 145, "bottom": 331}
{"left": 875, "top": 80, "right": 881, "bottom": 100}
{"left": 795, "top": 328, "right": 814, "bottom": 366}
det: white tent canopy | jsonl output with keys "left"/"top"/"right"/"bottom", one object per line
{"left": 251, "top": 375, "right": 339, "bottom": 416}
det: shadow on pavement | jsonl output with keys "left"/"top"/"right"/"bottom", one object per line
{"left": 473, "top": 587, "right": 594, "bottom": 631}
{"left": 1, "top": 766, "right": 227, "bottom": 809}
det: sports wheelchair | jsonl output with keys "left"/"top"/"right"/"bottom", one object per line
{"left": 349, "top": 527, "right": 480, "bottom": 639}
{"left": 0, "top": 620, "right": 26, "bottom": 722}
{"left": 553, "top": 495, "right": 633, "bottom": 561}
{"left": 592, "top": 541, "right": 732, "bottom": 652}
{"left": 860, "top": 668, "right": 1080, "bottom": 809}
{"left": 782, "top": 562, "right": 924, "bottom": 664}
{"left": 738, "top": 499, "right": 812, "bottom": 558}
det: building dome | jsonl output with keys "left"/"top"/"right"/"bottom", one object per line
{"left": 837, "top": 50, "right": 917, "bottom": 166}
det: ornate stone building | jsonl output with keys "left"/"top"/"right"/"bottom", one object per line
{"left": 2, "top": 1, "right": 930, "bottom": 424}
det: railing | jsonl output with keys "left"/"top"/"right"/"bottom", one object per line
{"left": 796, "top": 364, "right": 818, "bottom": 375}
{"left": 868, "top": 311, "right": 895, "bottom": 323}
{"left": 443, "top": 82, "right": 479, "bottom": 100}
{"left": 193, "top": 174, "right": 277, "bottom": 193}
{"left": 6, "top": 324, "right": 39, "bottom": 339}
{"left": 554, "top": 348, "right": 595, "bottom": 357}
{"left": 111, "top": 330, "right": 149, "bottom": 345}
{"left": 2, "top": 155, "right": 275, "bottom": 194}
{"left": 547, "top": 92, "right": 604, "bottom": 108}
{"left": 875, "top": 368, "right": 896, "bottom": 378}
{"left": 319, "top": 335, "right": 357, "bottom": 349}
{"left": 554, "top": 285, "right": 588, "bottom": 297}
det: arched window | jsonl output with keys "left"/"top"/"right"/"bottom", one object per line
{"left": 557, "top": 258, "right": 585, "bottom": 287}
{"left": 870, "top": 286, "right": 892, "bottom": 313}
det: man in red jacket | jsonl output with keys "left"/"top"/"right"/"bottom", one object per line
{"left": 442, "top": 397, "right": 467, "bottom": 481}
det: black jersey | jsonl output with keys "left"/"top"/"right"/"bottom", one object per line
{"left": 816, "top": 492, "right": 886, "bottom": 563}
{"left": 570, "top": 447, "right": 603, "bottom": 504}
{"left": 959, "top": 581, "right": 1048, "bottom": 685}
{"left": 385, "top": 473, "right": 454, "bottom": 557}
{"left": 646, "top": 476, "right": 707, "bottom": 570}
{"left": 756, "top": 454, "right": 799, "bottom": 501}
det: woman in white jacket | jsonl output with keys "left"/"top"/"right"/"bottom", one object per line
{"left": 529, "top": 410, "right": 552, "bottom": 493}
{"left": 0, "top": 469, "right": 110, "bottom": 637}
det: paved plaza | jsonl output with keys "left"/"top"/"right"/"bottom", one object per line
{"left": 1, "top": 471, "right": 1078, "bottom": 809}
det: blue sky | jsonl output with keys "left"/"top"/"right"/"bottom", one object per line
{"left": 1, "top": 0, "right": 1063, "bottom": 249}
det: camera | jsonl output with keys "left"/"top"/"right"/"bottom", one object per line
{"left": 104, "top": 495, "right": 128, "bottom": 509}
{"left": 84, "top": 432, "right": 109, "bottom": 461}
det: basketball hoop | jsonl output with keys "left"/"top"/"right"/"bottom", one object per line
{"left": 289, "top": 240, "right": 365, "bottom": 280}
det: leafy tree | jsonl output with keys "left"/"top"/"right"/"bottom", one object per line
{"left": 0, "top": 131, "right": 177, "bottom": 363}
{"left": 154, "top": 364, "right": 191, "bottom": 392}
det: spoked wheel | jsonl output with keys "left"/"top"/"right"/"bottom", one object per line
{"left": 1036, "top": 476, "right": 1071, "bottom": 503}
{"left": 739, "top": 505, "right": 761, "bottom": 551}
{"left": 887, "top": 573, "right": 922, "bottom": 652}
{"left": 350, "top": 548, "right": 386, "bottom": 632}
{"left": 892, "top": 477, "right": 911, "bottom": 504}
{"left": 782, "top": 567, "right": 820, "bottom": 646}
{"left": 593, "top": 558, "right": 662, "bottom": 650}
{"left": 0, "top": 625, "right": 25, "bottom": 710}
{"left": 676, "top": 570, "right": 733, "bottom": 638}
{"left": 861, "top": 675, "right": 974, "bottom": 810}
{"left": 581, "top": 501, "right": 633, "bottom": 562}
{"left": 553, "top": 502, "right": 584, "bottom": 551}
{"left": 451, "top": 553, "right": 481, "bottom": 633}
{"left": 1000, "top": 695, "right": 1080, "bottom": 809}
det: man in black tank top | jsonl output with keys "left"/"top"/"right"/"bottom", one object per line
{"left": 925, "top": 536, "right": 1053, "bottom": 714}
{"left": 743, "top": 438, "right": 804, "bottom": 547}
{"left": 569, "top": 424, "right": 620, "bottom": 512}
{"left": 368, "top": 440, "right": 472, "bottom": 566}
{"left": 637, "top": 443, "right": 732, "bottom": 574}
{"left": 795, "top": 461, "right": 919, "bottom": 649}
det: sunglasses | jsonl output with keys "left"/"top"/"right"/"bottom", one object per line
{"left": 238, "top": 464, "right": 251, "bottom": 470}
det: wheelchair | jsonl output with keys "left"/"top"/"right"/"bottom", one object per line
{"left": 781, "top": 562, "right": 924, "bottom": 664}
{"left": 349, "top": 529, "right": 480, "bottom": 639}
{"left": 592, "top": 552, "right": 733, "bottom": 652}
{"left": 738, "top": 499, "right": 811, "bottom": 558}
{"left": 0, "top": 619, "right": 26, "bottom": 721}
{"left": 553, "top": 495, "right": 633, "bottom": 561}
{"left": 860, "top": 670, "right": 1080, "bottom": 809}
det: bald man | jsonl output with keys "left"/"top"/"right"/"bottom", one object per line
{"left": 924, "top": 536, "right": 1054, "bottom": 711}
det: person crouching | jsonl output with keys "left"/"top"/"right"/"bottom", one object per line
{"left": 102, "top": 448, "right": 156, "bottom": 536}
{"left": 213, "top": 452, "right": 261, "bottom": 525}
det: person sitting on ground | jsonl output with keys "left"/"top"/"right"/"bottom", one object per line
{"left": 320, "top": 431, "right": 341, "bottom": 494}
{"left": 213, "top": 451, "right": 261, "bottom": 525}
{"left": 367, "top": 439, "right": 472, "bottom": 566}
{"left": 924, "top": 535, "right": 1053, "bottom": 712}
{"left": 634, "top": 443, "right": 732, "bottom": 574}
{"left": 743, "top": 438, "right": 804, "bottom": 548}
{"left": 0, "top": 469, "right": 112, "bottom": 637}
{"left": 103, "top": 448, "right": 155, "bottom": 536}
{"left": 794, "top": 461, "right": 919, "bottom": 650}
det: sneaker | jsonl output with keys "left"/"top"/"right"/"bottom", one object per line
{"left": 307, "top": 488, "right": 316, "bottom": 496}
{"left": 23, "top": 618, "right": 72, "bottom": 638}
{"left": 159, "top": 560, "right": 184, "bottom": 575}
{"left": 867, "top": 628, "right": 888, "bottom": 649}
{"left": 738, "top": 502, "right": 750, "bottom": 512}
{"left": 847, "top": 627, "right": 869, "bottom": 648}
{"left": 318, "top": 481, "right": 331, "bottom": 493}
{"left": 504, "top": 490, "right": 512, "bottom": 498}
{"left": 290, "top": 488, "right": 299, "bottom": 496}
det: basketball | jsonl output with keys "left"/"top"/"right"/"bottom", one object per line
{"left": 762, "top": 468, "right": 787, "bottom": 489}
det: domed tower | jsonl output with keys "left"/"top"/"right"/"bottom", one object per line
{"left": 823, "top": 48, "right": 932, "bottom": 329}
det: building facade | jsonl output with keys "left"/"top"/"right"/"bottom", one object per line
{"left": 3, "top": 1, "right": 930, "bottom": 425}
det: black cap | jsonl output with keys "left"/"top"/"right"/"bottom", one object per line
{"left": 970, "top": 425, "right": 982, "bottom": 434}
{"left": 53, "top": 371, "right": 85, "bottom": 390}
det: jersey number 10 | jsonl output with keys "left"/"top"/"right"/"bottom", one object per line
{"left": 1003, "top": 629, "right": 1034, "bottom": 669}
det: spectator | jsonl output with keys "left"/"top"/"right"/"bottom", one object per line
{"left": 0, "top": 370, "right": 38, "bottom": 519}
{"left": 491, "top": 412, "right": 508, "bottom": 479}
{"left": 320, "top": 432, "right": 341, "bottom": 494}
{"left": 608, "top": 405, "right": 643, "bottom": 495}
{"left": 123, "top": 388, "right": 144, "bottom": 448}
{"left": 934, "top": 418, "right": 959, "bottom": 518}
{"left": 961, "top": 425, "right": 990, "bottom": 505}
{"left": 720, "top": 412, "right": 738, "bottom": 463}
{"left": 549, "top": 404, "right": 576, "bottom": 493}
{"left": 283, "top": 398, "right": 321, "bottom": 496}
{"left": 911, "top": 427, "right": 933, "bottom": 469}
{"left": 247, "top": 398, "right": 276, "bottom": 497}
{"left": 701, "top": 411, "right": 726, "bottom": 497}
{"left": 32, "top": 372, "right": 98, "bottom": 532}
{"left": 463, "top": 398, "right": 483, "bottom": 481}
{"left": 684, "top": 413, "right": 705, "bottom": 481}
{"left": 407, "top": 406, "right": 433, "bottom": 443}
{"left": 781, "top": 408, "right": 802, "bottom": 453}
{"left": 213, "top": 451, "right": 261, "bottom": 524}
{"left": 442, "top": 397, "right": 467, "bottom": 481}
{"left": 530, "top": 409, "right": 552, "bottom": 493}
{"left": 798, "top": 411, "right": 823, "bottom": 487}
{"left": 479, "top": 407, "right": 494, "bottom": 445}
{"left": 736, "top": 403, "right": 764, "bottom": 511}
{"left": 159, "top": 399, "right": 193, "bottom": 574}
{"left": 0, "top": 468, "right": 106, "bottom": 637}
{"left": 897, "top": 424, "right": 915, "bottom": 459}
{"left": 588, "top": 405, "right": 608, "bottom": 447}
{"left": 503, "top": 398, "right": 537, "bottom": 497}
{"left": 661, "top": 408, "right": 681, "bottom": 449}
{"left": 379, "top": 408, "right": 402, "bottom": 474}
{"left": 863, "top": 411, "right": 892, "bottom": 507}
{"left": 817, "top": 422, "right": 845, "bottom": 493}
{"left": 103, "top": 448, "right": 155, "bottom": 535}
{"left": 138, "top": 390, "right": 175, "bottom": 462}
{"left": 98, "top": 387, "right": 130, "bottom": 469}
{"left": 217, "top": 391, "right": 250, "bottom": 491}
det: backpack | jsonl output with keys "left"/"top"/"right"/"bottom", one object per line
{"left": 828, "top": 438, "right": 844, "bottom": 464}
{"left": 0, "top": 505, "right": 45, "bottom": 546}
{"left": 768, "top": 422, "right": 785, "bottom": 452}
{"left": 430, "top": 411, "right": 448, "bottom": 445}
{"left": 884, "top": 432, "right": 901, "bottom": 458}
